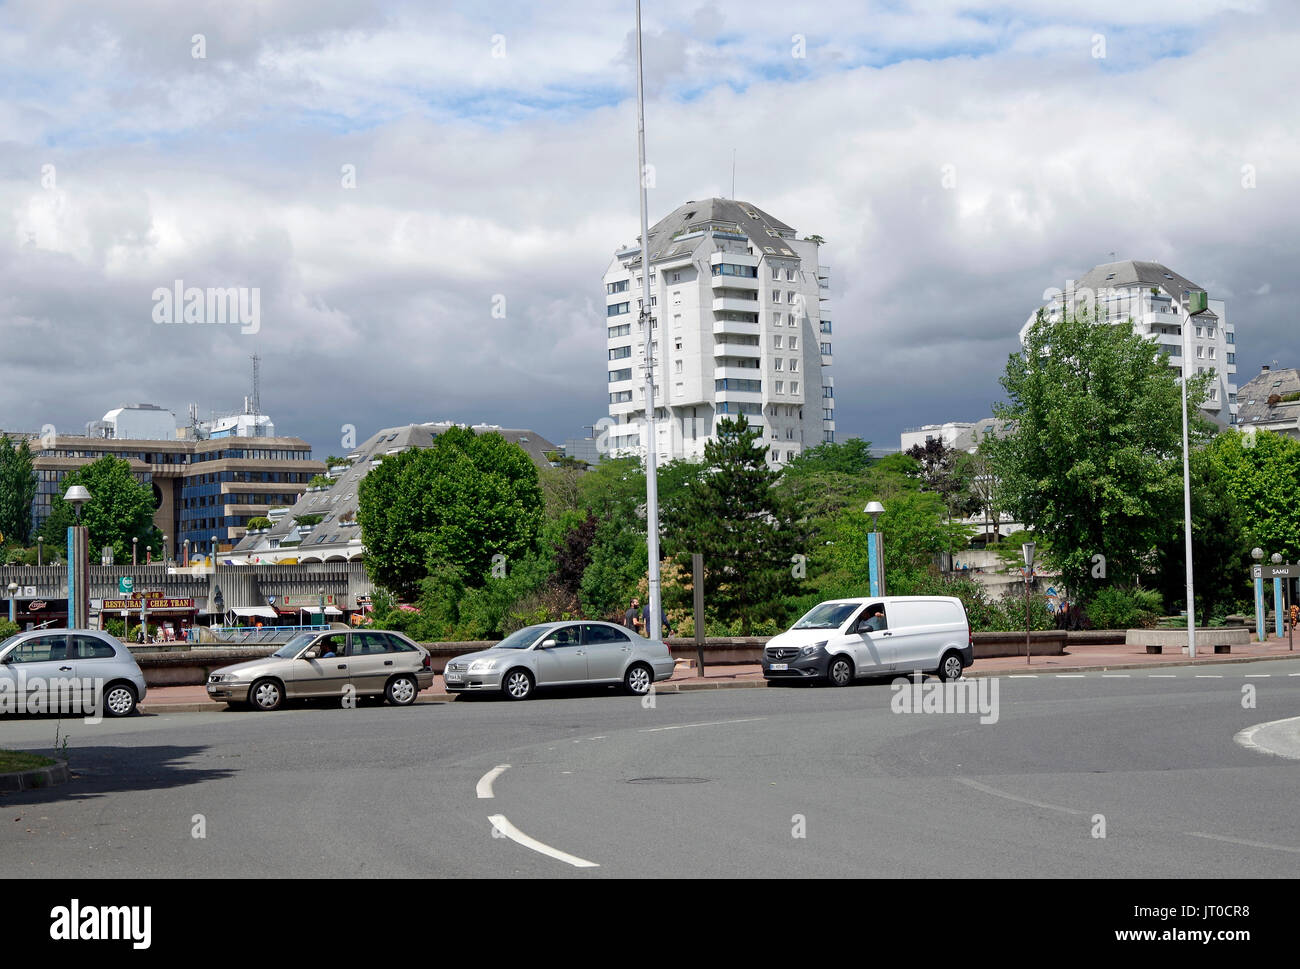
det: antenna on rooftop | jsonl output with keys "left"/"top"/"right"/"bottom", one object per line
{"left": 250, "top": 354, "right": 261, "bottom": 416}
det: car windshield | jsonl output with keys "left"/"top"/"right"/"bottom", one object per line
{"left": 0, "top": 633, "right": 22, "bottom": 656}
{"left": 792, "top": 603, "right": 861, "bottom": 630}
{"left": 493, "top": 625, "right": 551, "bottom": 649}
{"left": 272, "top": 633, "right": 318, "bottom": 658}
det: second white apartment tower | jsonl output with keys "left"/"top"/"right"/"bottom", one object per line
{"left": 604, "top": 198, "right": 833, "bottom": 465}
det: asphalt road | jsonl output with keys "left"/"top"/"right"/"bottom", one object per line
{"left": 2, "top": 660, "right": 1298, "bottom": 878}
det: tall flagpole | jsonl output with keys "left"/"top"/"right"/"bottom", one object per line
{"left": 635, "top": 0, "right": 662, "bottom": 641}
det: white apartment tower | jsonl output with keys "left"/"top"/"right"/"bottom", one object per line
{"left": 604, "top": 198, "right": 833, "bottom": 465}
{"left": 1023, "top": 260, "right": 1239, "bottom": 424}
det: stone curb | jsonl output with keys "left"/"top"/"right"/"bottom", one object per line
{"left": 0, "top": 758, "right": 70, "bottom": 793}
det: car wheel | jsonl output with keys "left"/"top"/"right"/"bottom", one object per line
{"left": 937, "top": 651, "right": 965, "bottom": 681}
{"left": 502, "top": 668, "right": 534, "bottom": 701}
{"left": 385, "top": 674, "right": 418, "bottom": 706}
{"left": 826, "top": 655, "right": 854, "bottom": 687}
{"left": 250, "top": 678, "right": 285, "bottom": 711}
{"left": 102, "top": 682, "right": 138, "bottom": 717}
{"left": 624, "top": 663, "right": 653, "bottom": 696}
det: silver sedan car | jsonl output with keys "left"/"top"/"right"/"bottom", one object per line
{"left": 443, "top": 621, "right": 674, "bottom": 700}
{"left": 206, "top": 629, "right": 435, "bottom": 711}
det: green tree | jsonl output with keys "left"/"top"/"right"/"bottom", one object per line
{"left": 0, "top": 437, "right": 37, "bottom": 545}
{"left": 1206, "top": 429, "right": 1300, "bottom": 561}
{"left": 660, "top": 416, "right": 805, "bottom": 633}
{"left": 38, "top": 456, "right": 162, "bottom": 564}
{"left": 357, "top": 428, "right": 544, "bottom": 599}
{"left": 782, "top": 438, "right": 874, "bottom": 478}
{"left": 984, "top": 304, "right": 1212, "bottom": 601}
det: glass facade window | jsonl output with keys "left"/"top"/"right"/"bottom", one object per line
{"left": 715, "top": 378, "right": 762, "bottom": 393}
{"left": 607, "top": 302, "right": 630, "bottom": 317}
{"left": 609, "top": 368, "right": 632, "bottom": 383}
{"left": 711, "top": 263, "right": 758, "bottom": 277}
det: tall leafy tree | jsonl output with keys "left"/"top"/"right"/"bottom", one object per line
{"left": 661, "top": 415, "right": 805, "bottom": 633}
{"left": 984, "top": 304, "right": 1212, "bottom": 600}
{"left": 1206, "top": 429, "right": 1300, "bottom": 560}
{"left": 357, "top": 428, "right": 545, "bottom": 599}
{"left": 0, "top": 437, "right": 37, "bottom": 545}
{"left": 782, "top": 438, "right": 874, "bottom": 478}
{"left": 38, "top": 456, "right": 162, "bottom": 563}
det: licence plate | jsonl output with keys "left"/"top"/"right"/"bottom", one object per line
{"left": 769, "top": 663, "right": 788, "bottom": 671}
{"left": 445, "top": 672, "right": 463, "bottom": 683}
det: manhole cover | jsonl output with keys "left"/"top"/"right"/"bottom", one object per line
{"left": 626, "top": 777, "right": 711, "bottom": 785}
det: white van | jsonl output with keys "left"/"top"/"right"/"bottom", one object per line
{"left": 762, "top": 596, "right": 972, "bottom": 685}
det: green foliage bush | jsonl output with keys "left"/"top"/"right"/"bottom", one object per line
{"left": 1085, "top": 586, "right": 1163, "bottom": 629}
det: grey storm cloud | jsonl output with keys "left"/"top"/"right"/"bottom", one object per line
{"left": 0, "top": 0, "right": 1296, "bottom": 455}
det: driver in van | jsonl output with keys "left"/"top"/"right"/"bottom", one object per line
{"left": 860, "top": 604, "right": 887, "bottom": 632}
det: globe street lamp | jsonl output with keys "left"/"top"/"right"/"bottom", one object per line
{"left": 132, "top": 536, "right": 138, "bottom": 566}
{"left": 1022, "top": 542, "right": 1036, "bottom": 664}
{"left": 864, "top": 501, "right": 886, "bottom": 597}
{"left": 64, "top": 484, "right": 91, "bottom": 629}
{"left": 7, "top": 581, "right": 17, "bottom": 624}
{"left": 1252, "top": 547, "right": 1265, "bottom": 642}
{"left": 37, "top": 536, "right": 43, "bottom": 567}
{"left": 318, "top": 586, "right": 326, "bottom": 628}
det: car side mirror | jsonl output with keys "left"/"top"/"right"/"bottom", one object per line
{"left": 540, "top": 639, "right": 557, "bottom": 649}
{"left": 304, "top": 650, "right": 319, "bottom": 660}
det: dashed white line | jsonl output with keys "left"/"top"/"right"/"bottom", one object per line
{"left": 1101, "top": 674, "right": 1130, "bottom": 678}
{"left": 1243, "top": 674, "right": 1271, "bottom": 678}
{"left": 639, "top": 716, "right": 767, "bottom": 733}
{"left": 488, "top": 814, "right": 600, "bottom": 868}
{"left": 1187, "top": 831, "right": 1300, "bottom": 855}
{"left": 1055, "top": 674, "right": 1086, "bottom": 679}
{"left": 476, "top": 764, "right": 510, "bottom": 799}
{"left": 955, "top": 778, "right": 1085, "bottom": 816}
{"left": 1194, "top": 674, "right": 1223, "bottom": 678}
{"left": 1148, "top": 674, "right": 1177, "bottom": 678}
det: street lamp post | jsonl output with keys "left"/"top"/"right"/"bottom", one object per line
{"left": 211, "top": 534, "right": 218, "bottom": 566}
{"left": 37, "top": 536, "right": 42, "bottom": 567}
{"left": 864, "top": 501, "right": 886, "bottom": 597}
{"left": 64, "top": 484, "right": 91, "bottom": 630}
{"left": 1022, "top": 542, "right": 1036, "bottom": 665}
{"left": 183, "top": 539, "right": 190, "bottom": 568}
{"left": 7, "top": 581, "right": 17, "bottom": 624}
{"left": 318, "top": 586, "right": 326, "bottom": 628}
{"left": 132, "top": 536, "right": 137, "bottom": 566}
{"left": 162, "top": 534, "right": 169, "bottom": 567}
{"left": 1272, "top": 553, "right": 1285, "bottom": 641}
{"left": 1177, "top": 296, "right": 1196, "bottom": 658}
{"left": 1252, "top": 547, "right": 1265, "bottom": 642}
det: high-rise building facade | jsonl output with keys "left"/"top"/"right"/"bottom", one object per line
{"left": 1024, "top": 260, "right": 1239, "bottom": 424}
{"left": 603, "top": 198, "right": 833, "bottom": 465}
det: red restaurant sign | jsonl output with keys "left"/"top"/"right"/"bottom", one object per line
{"left": 102, "top": 598, "right": 195, "bottom": 610}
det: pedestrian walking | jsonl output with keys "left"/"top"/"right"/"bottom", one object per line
{"left": 624, "top": 597, "right": 642, "bottom": 633}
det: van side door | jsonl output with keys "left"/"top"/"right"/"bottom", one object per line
{"left": 840, "top": 606, "right": 892, "bottom": 675}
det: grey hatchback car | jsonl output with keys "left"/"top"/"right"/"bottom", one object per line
{"left": 206, "top": 628, "right": 434, "bottom": 711}
{"left": 443, "top": 621, "right": 674, "bottom": 700}
{"left": 0, "top": 628, "right": 147, "bottom": 717}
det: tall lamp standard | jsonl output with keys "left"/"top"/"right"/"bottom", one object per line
{"left": 132, "top": 536, "right": 138, "bottom": 566}
{"left": 1022, "top": 542, "right": 1036, "bottom": 665}
{"left": 318, "top": 586, "right": 326, "bottom": 628}
{"left": 1252, "top": 548, "right": 1265, "bottom": 643}
{"left": 37, "top": 536, "right": 43, "bottom": 567}
{"left": 1177, "top": 293, "right": 1197, "bottom": 658}
{"left": 64, "top": 484, "right": 91, "bottom": 630}
{"left": 162, "top": 534, "right": 169, "bottom": 567}
{"left": 864, "top": 502, "right": 886, "bottom": 597}
{"left": 7, "top": 581, "right": 17, "bottom": 624}
{"left": 183, "top": 539, "right": 190, "bottom": 568}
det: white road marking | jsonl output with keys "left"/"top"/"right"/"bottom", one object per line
{"left": 1194, "top": 675, "right": 1223, "bottom": 678}
{"left": 1148, "top": 674, "right": 1177, "bottom": 678}
{"left": 639, "top": 716, "right": 767, "bottom": 733}
{"left": 1235, "top": 716, "right": 1300, "bottom": 762}
{"left": 1055, "top": 674, "right": 1086, "bottom": 679}
{"left": 488, "top": 814, "right": 599, "bottom": 868}
{"left": 955, "top": 778, "right": 1085, "bottom": 816}
{"left": 1243, "top": 674, "right": 1271, "bottom": 678}
{"left": 1008, "top": 674, "right": 1038, "bottom": 678}
{"left": 1187, "top": 831, "right": 1300, "bottom": 855}
{"left": 1101, "top": 674, "right": 1130, "bottom": 678}
{"left": 476, "top": 764, "right": 510, "bottom": 799}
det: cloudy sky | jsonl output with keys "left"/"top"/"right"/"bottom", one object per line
{"left": 2, "top": 0, "right": 1295, "bottom": 457}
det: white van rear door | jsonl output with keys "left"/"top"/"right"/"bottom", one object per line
{"left": 883, "top": 599, "right": 963, "bottom": 672}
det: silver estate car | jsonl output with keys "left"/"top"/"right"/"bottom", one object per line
{"left": 0, "top": 628, "right": 147, "bottom": 717}
{"left": 443, "top": 621, "right": 674, "bottom": 700}
{"left": 206, "top": 629, "right": 435, "bottom": 711}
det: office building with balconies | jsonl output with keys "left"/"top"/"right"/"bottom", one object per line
{"left": 1023, "top": 260, "right": 1238, "bottom": 423}
{"left": 603, "top": 198, "right": 833, "bottom": 466}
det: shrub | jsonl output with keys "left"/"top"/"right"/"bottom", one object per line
{"left": 246, "top": 517, "right": 272, "bottom": 531}
{"left": 294, "top": 514, "right": 323, "bottom": 527}
{"left": 1085, "top": 586, "right": 1163, "bottom": 630}
{"left": 0, "top": 619, "right": 19, "bottom": 640}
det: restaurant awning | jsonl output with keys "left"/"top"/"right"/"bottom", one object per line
{"left": 231, "top": 606, "right": 279, "bottom": 619}
{"left": 297, "top": 605, "right": 343, "bottom": 616}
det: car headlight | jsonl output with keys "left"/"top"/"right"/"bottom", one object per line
{"left": 800, "top": 641, "right": 828, "bottom": 657}
{"left": 467, "top": 658, "right": 499, "bottom": 673}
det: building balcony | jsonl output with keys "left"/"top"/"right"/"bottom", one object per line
{"left": 714, "top": 364, "right": 762, "bottom": 381}
{"left": 821, "top": 354, "right": 833, "bottom": 367}
{"left": 713, "top": 319, "right": 760, "bottom": 337}
{"left": 710, "top": 273, "right": 759, "bottom": 290}
{"left": 712, "top": 341, "right": 761, "bottom": 358}
{"left": 713, "top": 295, "right": 760, "bottom": 313}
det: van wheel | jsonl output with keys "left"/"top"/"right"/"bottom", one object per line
{"left": 937, "top": 651, "right": 965, "bottom": 681}
{"left": 826, "top": 655, "right": 853, "bottom": 687}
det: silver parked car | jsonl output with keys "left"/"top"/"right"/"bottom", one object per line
{"left": 206, "top": 629, "right": 435, "bottom": 711}
{"left": 0, "top": 628, "right": 147, "bottom": 717}
{"left": 443, "top": 621, "right": 674, "bottom": 700}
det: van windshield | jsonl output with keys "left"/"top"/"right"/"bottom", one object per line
{"left": 792, "top": 603, "right": 861, "bottom": 630}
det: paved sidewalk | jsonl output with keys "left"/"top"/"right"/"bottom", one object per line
{"left": 135, "top": 635, "right": 1300, "bottom": 713}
